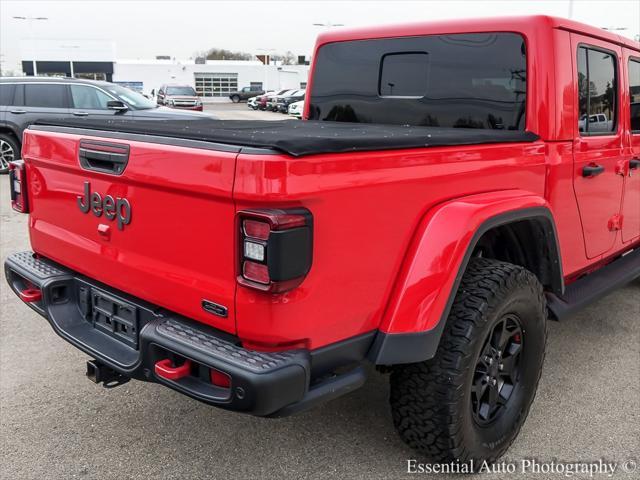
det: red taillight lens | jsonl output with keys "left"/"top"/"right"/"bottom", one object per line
{"left": 238, "top": 209, "right": 313, "bottom": 293}
{"left": 9, "top": 160, "right": 29, "bottom": 213}
{"left": 243, "top": 261, "right": 270, "bottom": 284}
{"left": 243, "top": 219, "right": 270, "bottom": 240}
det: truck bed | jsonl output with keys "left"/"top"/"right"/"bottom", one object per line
{"left": 34, "top": 118, "right": 539, "bottom": 156}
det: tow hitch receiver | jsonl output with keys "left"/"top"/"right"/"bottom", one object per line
{"left": 86, "top": 359, "right": 130, "bottom": 388}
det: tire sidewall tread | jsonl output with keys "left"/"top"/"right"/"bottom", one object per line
{"left": 390, "top": 258, "right": 548, "bottom": 464}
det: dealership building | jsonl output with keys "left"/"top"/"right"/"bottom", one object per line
{"left": 113, "top": 59, "right": 309, "bottom": 100}
{"left": 18, "top": 39, "right": 310, "bottom": 101}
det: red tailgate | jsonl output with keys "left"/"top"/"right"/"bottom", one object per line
{"left": 22, "top": 128, "right": 238, "bottom": 334}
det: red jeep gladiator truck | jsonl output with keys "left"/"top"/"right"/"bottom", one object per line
{"left": 5, "top": 16, "right": 640, "bottom": 464}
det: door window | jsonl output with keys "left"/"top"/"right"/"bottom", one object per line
{"left": 577, "top": 46, "right": 617, "bottom": 134}
{"left": 0, "top": 84, "right": 15, "bottom": 106}
{"left": 70, "top": 85, "right": 112, "bottom": 109}
{"left": 24, "top": 84, "right": 68, "bottom": 108}
{"left": 629, "top": 58, "right": 640, "bottom": 132}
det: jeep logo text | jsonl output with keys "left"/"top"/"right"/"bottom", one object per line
{"left": 77, "top": 181, "right": 131, "bottom": 230}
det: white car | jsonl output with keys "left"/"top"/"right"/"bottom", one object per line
{"left": 288, "top": 100, "right": 304, "bottom": 119}
{"left": 247, "top": 96, "right": 259, "bottom": 110}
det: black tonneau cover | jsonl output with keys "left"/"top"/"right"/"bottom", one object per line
{"left": 34, "top": 118, "right": 539, "bottom": 157}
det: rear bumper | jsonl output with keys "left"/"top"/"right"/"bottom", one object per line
{"left": 5, "top": 251, "right": 369, "bottom": 416}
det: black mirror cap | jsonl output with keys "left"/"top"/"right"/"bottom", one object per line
{"left": 107, "top": 100, "right": 128, "bottom": 111}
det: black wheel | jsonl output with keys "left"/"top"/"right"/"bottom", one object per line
{"left": 0, "top": 133, "right": 20, "bottom": 174}
{"left": 390, "top": 258, "right": 547, "bottom": 464}
{"left": 231, "top": 95, "right": 240, "bottom": 103}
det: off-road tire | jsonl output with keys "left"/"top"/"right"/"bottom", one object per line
{"left": 390, "top": 258, "right": 547, "bottom": 464}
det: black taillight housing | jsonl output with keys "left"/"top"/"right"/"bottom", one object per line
{"left": 237, "top": 208, "right": 313, "bottom": 293}
{"left": 9, "top": 160, "right": 29, "bottom": 213}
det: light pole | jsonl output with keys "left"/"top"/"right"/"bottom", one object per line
{"left": 60, "top": 44, "right": 80, "bottom": 77}
{"left": 312, "top": 21, "right": 345, "bottom": 28}
{"left": 568, "top": 0, "right": 574, "bottom": 19}
{"left": 13, "top": 16, "right": 48, "bottom": 76}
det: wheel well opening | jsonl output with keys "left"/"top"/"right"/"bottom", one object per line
{"left": 0, "top": 128, "right": 20, "bottom": 142}
{"left": 472, "top": 218, "right": 562, "bottom": 294}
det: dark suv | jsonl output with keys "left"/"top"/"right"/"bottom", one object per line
{"left": 229, "top": 86, "right": 265, "bottom": 103}
{"left": 276, "top": 89, "right": 305, "bottom": 113}
{"left": 0, "top": 77, "right": 210, "bottom": 173}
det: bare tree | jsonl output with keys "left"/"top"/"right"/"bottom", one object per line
{"left": 194, "top": 48, "right": 254, "bottom": 61}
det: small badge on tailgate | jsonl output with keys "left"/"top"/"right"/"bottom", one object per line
{"left": 77, "top": 181, "right": 131, "bottom": 230}
{"left": 202, "top": 300, "right": 228, "bottom": 318}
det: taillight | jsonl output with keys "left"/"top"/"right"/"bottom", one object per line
{"left": 9, "top": 160, "right": 29, "bottom": 213}
{"left": 237, "top": 208, "right": 313, "bottom": 293}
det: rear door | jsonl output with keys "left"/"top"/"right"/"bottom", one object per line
{"left": 8, "top": 83, "right": 71, "bottom": 140}
{"left": 622, "top": 52, "right": 640, "bottom": 242}
{"left": 571, "top": 35, "right": 626, "bottom": 258}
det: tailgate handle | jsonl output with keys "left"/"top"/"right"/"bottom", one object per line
{"left": 79, "top": 140, "right": 130, "bottom": 175}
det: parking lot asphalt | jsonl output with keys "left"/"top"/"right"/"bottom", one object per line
{"left": 1, "top": 104, "right": 639, "bottom": 479}
{"left": 204, "top": 101, "right": 292, "bottom": 120}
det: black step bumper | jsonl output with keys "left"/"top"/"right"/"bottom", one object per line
{"left": 4, "top": 251, "right": 369, "bottom": 416}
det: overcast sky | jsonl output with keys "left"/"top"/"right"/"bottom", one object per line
{"left": 1, "top": 0, "right": 638, "bottom": 72}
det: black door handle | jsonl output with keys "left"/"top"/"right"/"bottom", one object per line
{"left": 630, "top": 158, "right": 640, "bottom": 170}
{"left": 582, "top": 164, "right": 605, "bottom": 177}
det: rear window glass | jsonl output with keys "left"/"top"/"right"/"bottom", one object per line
{"left": 308, "top": 33, "right": 527, "bottom": 130}
{"left": 24, "top": 84, "right": 68, "bottom": 108}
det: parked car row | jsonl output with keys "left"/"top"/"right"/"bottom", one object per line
{"left": 0, "top": 77, "right": 213, "bottom": 173}
{"left": 247, "top": 88, "right": 305, "bottom": 119}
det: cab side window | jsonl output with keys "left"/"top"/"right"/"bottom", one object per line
{"left": 629, "top": 58, "right": 640, "bottom": 133}
{"left": 577, "top": 46, "right": 617, "bottom": 134}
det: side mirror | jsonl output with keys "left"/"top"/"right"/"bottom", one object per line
{"left": 107, "top": 100, "right": 128, "bottom": 111}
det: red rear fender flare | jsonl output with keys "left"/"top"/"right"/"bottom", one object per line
{"left": 368, "top": 191, "right": 562, "bottom": 365}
